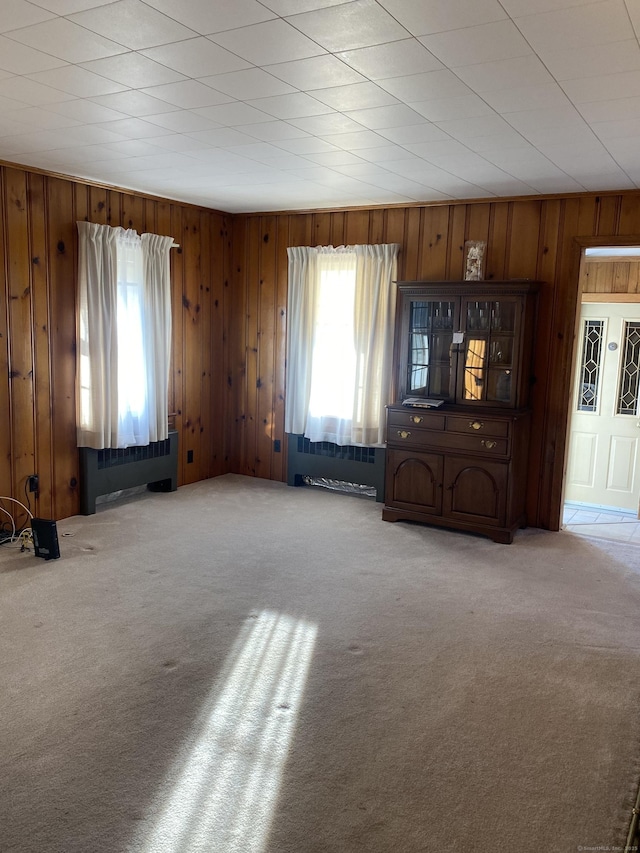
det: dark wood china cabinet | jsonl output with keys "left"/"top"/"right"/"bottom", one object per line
{"left": 382, "top": 281, "right": 539, "bottom": 544}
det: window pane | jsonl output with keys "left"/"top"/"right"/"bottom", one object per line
{"left": 577, "top": 319, "right": 604, "bottom": 412}
{"left": 617, "top": 321, "right": 640, "bottom": 416}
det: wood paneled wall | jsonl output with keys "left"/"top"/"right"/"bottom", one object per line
{"left": 0, "top": 165, "right": 230, "bottom": 528}
{"left": 227, "top": 194, "right": 640, "bottom": 531}
{"left": 583, "top": 259, "right": 640, "bottom": 294}
{"left": 4, "top": 162, "right": 640, "bottom": 533}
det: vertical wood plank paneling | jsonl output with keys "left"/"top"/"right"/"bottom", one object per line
{"left": 384, "top": 209, "right": 407, "bottom": 277}
{"left": 446, "top": 205, "right": 466, "bottom": 279}
{"left": 330, "top": 210, "right": 345, "bottom": 245}
{"left": 255, "top": 215, "right": 278, "bottom": 479}
{"left": 345, "top": 209, "right": 369, "bottom": 245}
{"left": 181, "top": 207, "right": 203, "bottom": 484}
{"left": 0, "top": 169, "right": 10, "bottom": 500}
{"left": 198, "top": 208, "right": 212, "bottom": 482}
{"left": 121, "top": 193, "right": 145, "bottom": 232}
{"left": 404, "top": 208, "right": 421, "bottom": 279}
{"left": 313, "top": 212, "right": 331, "bottom": 246}
{"left": 170, "top": 205, "right": 185, "bottom": 485}
{"left": 273, "top": 215, "right": 289, "bottom": 482}
{"left": 486, "top": 202, "right": 510, "bottom": 280}
{"left": 596, "top": 195, "right": 620, "bottom": 236}
{"left": 244, "top": 216, "right": 261, "bottom": 475}
{"left": 89, "top": 186, "right": 108, "bottom": 225}
{"left": 5, "top": 169, "right": 35, "bottom": 527}
{"left": 418, "top": 205, "right": 449, "bottom": 279}
{"left": 506, "top": 200, "right": 542, "bottom": 279}
{"left": 226, "top": 215, "right": 246, "bottom": 472}
{"left": 47, "top": 177, "right": 79, "bottom": 520}
{"left": 369, "top": 208, "right": 385, "bottom": 244}
{"left": 28, "top": 173, "right": 54, "bottom": 520}
{"left": 209, "top": 215, "right": 226, "bottom": 478}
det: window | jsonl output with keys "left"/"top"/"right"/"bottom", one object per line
{"left": 285, "top": 243, "right": 399, "bottom": 447}
{"left": 76, "top": 223, "right": 173, "bottom": 450}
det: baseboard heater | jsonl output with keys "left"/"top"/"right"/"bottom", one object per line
{"left": 79, "top": 430, "right": 178, "bottom": 515}
{"left": 286, "top": 434, "right": 385, "bottom": 502}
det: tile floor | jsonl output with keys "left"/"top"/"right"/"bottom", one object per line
{"left": 563, "top": 503, "right": 640, "bottom": 545}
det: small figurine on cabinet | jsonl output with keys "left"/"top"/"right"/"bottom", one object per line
{"left": 464, "top": 240, "right": 486, "bottom": 281}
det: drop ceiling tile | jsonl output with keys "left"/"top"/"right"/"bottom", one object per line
{"left": 141, "top": 0, "right": 276, "bottom": 34}
{"left": 332, "top": 161, "right": 394, "bottom": 179}
{"left": 245, "top": 92, "right": 332, "bottom": 119}
{"left": 483, "top": 83, "right": 572, "bottom": 114}
{"left": 411, "top": 95, "right": 495, "bottom": 122}
{"left": 0, "top": 75, "right": 74, "bottom": 106}
{"left": 303, "top": 150, "right": 367, "bottom": 167}
{"left": 2, "top": 105, "right": 80, "bottom": 129}
{"left": 6, "top": 17, "right": 127, "bottom": 62}
{"left": 0, "top": 0, "right": 55, "bottom": 30}
{"left": 193, "top": 103, "right": 274, "bottom": 126}
{"left": 68, "top": 0, "right": 196, "bottom": 50}
{"left": 0, "top": 35, "right": 67, "bottom": 74}
{"left": 376, "top": 123, "right": 450, "bottom": 144}
{"left": 503, "top": 105, "right": 588, "bottom": 133}
{"left": 402, "top": 138, "right": 475, "bottom": 160}
{"left": 140, "top": 81, "right": 234, "bottom": 110}
{"left": 103, "top": 139, "right": 176, "bottom": 157}
{"left": 28, "top": 66, "right": 128, "bottom": 98}
{"left": 579, "top": 96, "right": 640, "bottom": 122}
{"left": 266, "top": 56, "right": 366, "bottom": 91}
{"left": 187, "top": 128, "right": 262, "bottom": 148}
{"left": 271, "top": 137, "right": 341, "bottom": 155}
{"left": 233, "top": 121, "right": 309, "bottom": 142}
{"left": 456, "top": 56, "right": 554, "bottom": 98}
{"left": 562, "top": 69, "right": 640, "bottom": 104}
{"left": 144, "top": 111, "right": 222, "bottom": 133}
{"left": 92, "top": 90, "right": 183, "bottom": 116}
{"left": 336, "top": 39, "right": 443, "bottom": 80}
{"left": 321, "top": 129, "right": 395, "bottom": 150}
{"left": 434, "top": 114, "right": 516, "bottom": 140}
{"left": 198, "top": 69, "right": 295, "bottom": 100}
{"left": 463, "top": 131, "right": 532, "bottom": 153}
{"left": 288, "top": 113, "right": 366, "bottom": 135}
{"left": 227, "top": 141, "right": 303, "bottom": 163}
{"left": 592, "top": 118, "right": 640, "bottom": 139}
{"left": 541, "top": 39, "right": 640, "bottom": 81}
{"left": 578, "top": 170, "right": 636, "bottom": 190}
{"left": 420, "top": 21, "right": 532, "bottom": 68}
{"left": 350, "top": 145, "right": 421, "bottom": 163}
{"left": 141, "top": 38, "right": 251, "bottom": 78}
{"left": 379, "top": 70, "right": 472, "bottom": 103}
{"left": 143, "top": 134, "right": 213, "bottom": 153}
{"left": 344, "top": 104, "right": 429, "bottom": 130}
{"left": 45, "top": 99, "right": 130, "bottom": 123}
{"left": 376, "top": 0, "right": 507, "bottom": 37}
{"left": 94, "top": 117, "right": 175, "bottom": 139}
{"left": 310, "top": 82, "right": 399, "bottom": 111}
{"left": 499, "top": 0, "right": 597, "bottom": 15}
{"left": 286, "top": 0, "right": 410, "bottom": 52}
{"left": 80, "top": 54, "right": 187, "bottom": 88}
{"left": 0, "top": 115, "right": 36, "bottom": 136}
{"left": 513, "top": 1, "right": 633, "bottom": 55}
{"left": 209, "top": 19, "right": 326, "bottom": 65}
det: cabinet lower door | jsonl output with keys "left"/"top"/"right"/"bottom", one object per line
{"left": 385, "top": 449, "right": 443, "bottom": 514}
{"left": 443, "top": 456, "right": 508, "bottom": 527}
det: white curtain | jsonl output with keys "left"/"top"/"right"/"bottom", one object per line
{"left": 285, "top": 243, "right": 399, "bottom": 447}
{"left": 76, "top": 222, "right": 173, "bottom": 449}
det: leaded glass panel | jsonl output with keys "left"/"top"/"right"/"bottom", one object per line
{"left": 577, "top": 319, "right": 604, "bottom": 412}
{"left": 616, "top": 321, "right": 640, "bottom": 416}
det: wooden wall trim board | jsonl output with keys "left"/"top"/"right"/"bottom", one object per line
{"left": 3, "top": 162, "right": 640, "bottom": 534}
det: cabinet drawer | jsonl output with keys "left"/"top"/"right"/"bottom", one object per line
{"left": 387, "top": 409, "right": 446, "bottom": 431}
{"left": 445, "top": 414, "right": 510, "bottom": 438}
{"left": 390, "top": 428, "right": 509, "bottom": 457}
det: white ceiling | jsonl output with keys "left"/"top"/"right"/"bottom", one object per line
{"left": 2, "top": 0, "right": 640, "bottom": 213}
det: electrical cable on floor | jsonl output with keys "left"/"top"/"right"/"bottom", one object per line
{"left": 0, "top": 495, "right": 34, "bottom": 548}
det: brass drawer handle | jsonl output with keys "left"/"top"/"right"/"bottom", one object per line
{"left": 469, "top": 420, "right": 484, "bottom": 430}
{"left": 481, "top": 439, "right": 497, "bottom": 449}
{"left": 409, "top": 415, "right": 423, "bottom": 424}
{"left": 397, "top": 430, "right": 411, "bottom": 439}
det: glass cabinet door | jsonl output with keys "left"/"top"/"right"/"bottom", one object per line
{"left": 406, "top": 299, "right": 456, "bottom": 399}
{"left": 459, "top": 298, "right": 518, "bottom": 405}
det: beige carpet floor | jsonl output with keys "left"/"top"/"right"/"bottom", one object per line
{"left": 1, "top": 474, "right": 639, "bottom": 853}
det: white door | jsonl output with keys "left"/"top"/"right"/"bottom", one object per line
{"left": 565, "top": 302, "right": 640, "bottom": 513}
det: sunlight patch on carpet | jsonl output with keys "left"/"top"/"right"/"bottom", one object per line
{"left": 136, "top": 610, "right": 317, "bottom": 853}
